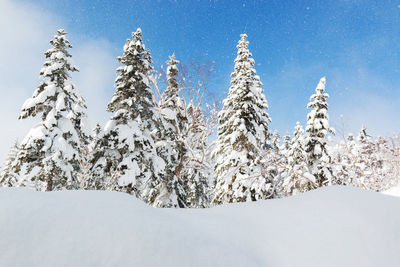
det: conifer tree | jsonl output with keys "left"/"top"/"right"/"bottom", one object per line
{"left": 331, "top": 133, "right": 355, "bottom": 186}
{"left": 70, "top": 96, "right": 90, "bottom": 145}
{"left": 281, "top": 132, "right": 291, "bottom": 161}
{"left": 68, "top": 95, "right": 91, "bottom": 188}
{"left": 271, "top": 130, "right": 281, "bottom": 153}
{"left": 0, "top": 140, "right": 20, "bottom": 187}
{"left": 87, "top": 123, "right": 107, "bottom": 190}
{"left": 181, "top": 101, "right": 215, "bottom": 208}
{"left": 13, "top": 29, "right": 84, "bottom": 191}
{"left": 304, "top": 77, "right": 335, "bottom": 187}
{"left": 351, "top": 127, "right": 396, "bottom": 191}
{"left": 151, "top": 54, "right": 186, "bottom": 208}
{"left": 151, "top": 54, "right": 214, "bottom": 208}
{"left": 354, "top": 126, "right": 374, "bottom": 189}
{"left": 275, "top": 131, "right": 291, "bottom": 196}
{"left": 212, "top": 33, "right": 272, "bottom": 204}
{"left": 282, "top": 122, "right": 313, "bottom": 195}
{"left": 101, "top": 28, "right": 165, "bottom": 201}
{"left": 374, "top": 136, "right": 397, "bottom": 190}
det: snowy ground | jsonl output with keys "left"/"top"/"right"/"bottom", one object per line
{"left": 383, "top": 186, "right": 400, "bottom": 198}
{"left": 0, "top": 186, "right": 399, "bottom": 267}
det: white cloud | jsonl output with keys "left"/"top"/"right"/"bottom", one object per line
{"left": 0, "top": 0, "right": 117, "bottom": 163}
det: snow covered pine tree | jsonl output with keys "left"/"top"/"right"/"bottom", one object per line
{"left": 281, "top": 132, "right": 291, "bottom": 163}
{"left": 12, "top": 29, "right": 86, "bottom": 191}
{"left": 175, "top": 61, "right": 218, "bottom": 207}
{"left": 212, "top": 33, "right": 273, "bottom": 204}
{"left": 304, "top": 77, "right": 335, "bottom": 187}
{"left": 181, "top": 100, "right": 216, "bottom": 208}
{"left": 153, "top": 54, "right": 186, "bottom": 207}
{"left": 151, "top": 54, "right": 215, "bottom": 208}
{"left": 86, "top": 123, "right": 106, "bottom": 190}
{"left": 330, "top": 134, "right": 354, "bottom": 186}
{"left": 99, "top": 28, "right": 165, "bottom": 203}
{"left": 282, "top": 122, "right": 314, "bottom": 195}
{"left": 351, "top": 126, "right": 396, "bottom": 191}
{"left": 0, "top": 140, "right": 19, "bottom": 187}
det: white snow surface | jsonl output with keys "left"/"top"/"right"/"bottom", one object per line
{"left": 383, "top": 186, "right": 400, "bottom": 197}
{"left": 0, "top": 186, "right": 399, "bottom": 267}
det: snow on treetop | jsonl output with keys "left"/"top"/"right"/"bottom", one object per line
{"left": 167, "top": 53, "right": 179, "bottom": 70}
{"left": 57, "top": 29, "right": 67, "bottom": 35}
{"left": 316, "top": 76, "right": 326, "bottom": 94}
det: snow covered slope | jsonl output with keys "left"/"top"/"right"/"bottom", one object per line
{"left": 383, "top": 186, "right": 400, "bottom": 198}
{"left": 0, "top": 186, "right": 399, "bottom": 267}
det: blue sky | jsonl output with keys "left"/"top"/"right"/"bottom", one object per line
{"left": 0, "top": 0, "right": 400, "bottom": 159}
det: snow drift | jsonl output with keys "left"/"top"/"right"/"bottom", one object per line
{"left": 0, "top": 186, "right": 399, "bottom": 267}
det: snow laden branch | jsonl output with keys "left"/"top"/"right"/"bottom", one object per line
{"left": 150, "top": 54, "right": 218, "bottom": 208}
{"left": 1, "top": 29, "right": 399, "bottom": 209}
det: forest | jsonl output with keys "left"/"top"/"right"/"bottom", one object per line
{"left": 0, "top": 28, "right": 399, "bottom": 208}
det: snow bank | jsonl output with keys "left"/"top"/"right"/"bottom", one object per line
{"left": 383, "top": 186, "right": 400, "bottom": 197}
{"left": 0, "top": 186, "right": 399, "bottom": 267}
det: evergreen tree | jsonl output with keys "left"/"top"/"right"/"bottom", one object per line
{"left": 275, "top": 131, "right": 291, "bottom": 196}
{"left": 281, "top": 132, "right": 291, "bottom": 162}
{"left": 0, "top": 140, "right": 20, "bottom": 187}
{"left": 70, "top": 96, "right": 90, "bottom": 145}
{"left": 101, "top": 28, "right": 165, "bottom": 201}
{"left": 352, "top": 127, "right": 396, "bottom": 191}
{"left": 13, "top": 29, "right": 84, "bottom": 191}
{"left": 152, "top": 54, "right": 214, "bottom": 208}
{"left": 354, "top": 126, "right": 375, "bottom": 189}
{"left": 69, "top": 95, "right": 90, "bottom": 188}
{"left": 152, "top": 54, "right": 186, "bottom": 208}
{"left": 374, "top": 136, "right": 397, "bottom": 190}
{"left": 271, "top": 130, "right": 281, "bottom": 153}
{"left": 304, "top": 77, "right": 335, "bottom": 187}
{"left": 182, "top": 101, "right": 214, "bottom": 208}
{"left": 212, "top": 33, "right": 272, "bottom": 204}
{"left": 282, "top": 122, "right": 313, "bottom": 195}
{"left": 87, "top": 123, "right": 107, "bottom": 190}
{"left": 331, "top": 133, "right": 355, "bottom": 186}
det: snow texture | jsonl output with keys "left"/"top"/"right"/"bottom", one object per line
{"left": 0, "top": 186, "right": 399, "bottom": 267}
{"left": 383, "top": 186, "right": 400, "bottom": 197}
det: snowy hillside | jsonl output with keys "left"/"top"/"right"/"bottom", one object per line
{"left": 1, "top": 187, "right": 399, "bottom": 267}
{"left": 383, "top": 186, "right": 400, "bottom": 198}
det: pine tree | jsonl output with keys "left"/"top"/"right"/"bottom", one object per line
{"left": 68, "top": 95, "right": 91, "bottom": 188}
{"left": 0, "top": 140, "right": 20, "bottom": 187}
{"left": 87, "top": 123, "right": 107, "bottom": 190}
{"left": 375, "top": 136, "right": 396, "bottom": 190}
{"left": 101, "top": 28, "right": 165, "bottom": 201}
{"left": 304, "top": 77, "right": 335, "bottom": 187}
{"left": 354, "top": 126, "right": 375, "bottom": 189}
{"left": 274, "top": 131, "right": 291, "bottom": 196}
{"left": 281, "top": 132, "right": 291, "bottom": 162}
{"left": 151, "top": 54, "right": 214, "bottom": 208}
{"left": 151, "top": 54, "right": 186, "bottom": 208}
{"left": 282, "top": 122, "right": 313, "bottom": 195}
{"left": 70, "top": 96, "right": 90, "bottom": 145}
{"left": 352, "top": 127, "right": 396, "bottom": 191}
{"left": 271, "top": 130, "right": 281, "bottom": 153}
{"left": 181, "top": 101, "right": 215, "bottom": 208}
{"left": 13, "top": 29, "right": 84, "bottom": 191}
{"left": 331, "top": 133, "right": 355, "bottom": 186}
{"left": 212, "top": 33, "right": 272, "bottom": 204}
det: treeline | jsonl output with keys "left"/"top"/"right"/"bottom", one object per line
{"left": 0, "top": 29, "right": 398, "bottom": 208}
